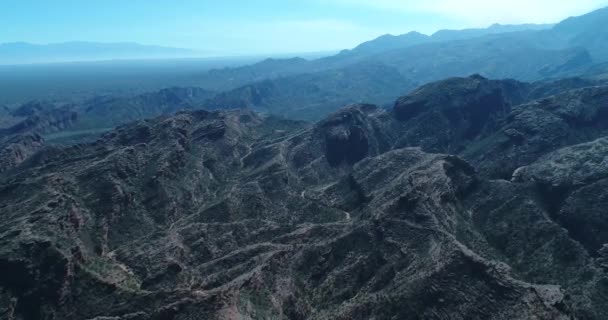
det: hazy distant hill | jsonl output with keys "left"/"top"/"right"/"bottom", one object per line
{"left": 0, "top": 41, "right": 202, "bottom": 65}
{"left": 191, "top": 12, "right": 604, "bottom": 120}
{"left": 339, "top": 23, "right": 553, "bottom": 57}
{"left": 203, "top": 62, "right": 414, "bottom": 120}
{"left": 196, "top": 9, "right": 608, "bottom": 119}
{"left": 73, "top": 86, "right": 216, "bottom": 130}
{"left": 431, "top": 23, "right": 554, "bottom": 41}
{"left": 549, "top": 6, "right": 608, "bottom": 61}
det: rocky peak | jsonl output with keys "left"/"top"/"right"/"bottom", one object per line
{"left": 315, "top": 104, "right": 386, "bottom": 167}
{"left": 391, "top": 75, "right": 528, "bottom": 152}
{"left": 393, "top": 75, "right": 524, "bottom": 122}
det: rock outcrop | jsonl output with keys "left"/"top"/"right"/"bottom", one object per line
{"left": 464, "top": 86, "right": 608, "bottom": 178}
{"left": 392, "top": 75, "right": 528, "bottom": 153}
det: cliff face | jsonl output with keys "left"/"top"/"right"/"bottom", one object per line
{"left": 0, "top": 102, "right": 78, "bottom": 173}
{"left": 1, "top": 76, "right": 608, "bottom": 319}
{"left": 0, "top": 132, "right": 44, "bottom": 173}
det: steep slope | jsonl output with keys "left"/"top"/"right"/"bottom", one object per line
{"left": 464, "top": 86, "right": 608, "bottom": 178}
{"left": 389, "top": 75, "right": 604, "bottom": 152}
{"left": 512, "top": 136, "right": 608, "bottom": 249}
{"left": 0, "top": 102, "right": 78, "bottom": 172}
{"left": 376, "top": 75, "right": 608, "bottom": 179}
{"left": 0, "top": 132, "right": 44, "bottom": 173}
{"left": 392, "top": 75, "right": 529, "bottom": 153}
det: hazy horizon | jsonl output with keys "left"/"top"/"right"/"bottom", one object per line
{"left": 2, "top": 0, "right": 608, "bottom": 56}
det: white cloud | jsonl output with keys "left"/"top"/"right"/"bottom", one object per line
{"left": 322, "top": 0, "right": 608, "bottom": 26}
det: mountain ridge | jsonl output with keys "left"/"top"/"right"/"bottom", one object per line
{"left": 195, "top": 6, "right": 607, "bottom": 97}
{"left": 341, "top": 22, "right": 554, "bottom": 57}
{"left": 0, "top": 41, "right": 204, "bottom": 65}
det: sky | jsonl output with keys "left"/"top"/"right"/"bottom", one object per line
{"left": 1, "top": 0, "right": 608, "bottom": 56}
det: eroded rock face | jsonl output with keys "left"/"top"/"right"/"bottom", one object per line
{"left": 510, "top": 137, "right": 608, "bottom": 258}
{"left": 316, "top": 105, "right": 388, "bottom": 167}
{"left": 0, "top": 132, "right": 45, "bottom": 173}
{"left": 1, "top": 101, "right": 78, "bottom": 135}
{"left": 512, "top": 137, "right": 608, "bottom": 187}
{"left": 464, "top": 86, "right": 608, "bottom": 178}
{"left": 386, "top": 76, "right": 608, "bottom": 170}
{"left": 392, "top": 75, "right": 527, "bottom": 153}
{"left": 0, "top": 103, "right": 78, "bottom": 173}
{"left": 560, "top": 178, "right": 608, "bottom": 255}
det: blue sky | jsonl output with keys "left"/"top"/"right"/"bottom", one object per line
{"left": 2, "top": 0, "right": 608, "bottom": 55}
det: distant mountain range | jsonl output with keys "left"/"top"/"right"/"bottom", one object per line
{"left": 190, "top": 6, "right": 608, "bottom": 120}
{"left": 0, "top": 22, "right": 560, "bottom": 66}
{"left": 0, "top": 41, "right": 203, "bottom": 65}
{"left": 2, "top": 6, "right": 608, "bottom": 126}
{"left": 341, "top": 23, "right": 554, "bottom": 56}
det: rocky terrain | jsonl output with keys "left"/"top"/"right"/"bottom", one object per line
{"left": 73, "top": 87, "right": 216, "bottom": 131}
{"left": 0, "top": 101, "right": 78, "bottom": 173}
{"left": 1, "top": 74, "right": 608, "bottom": 319}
